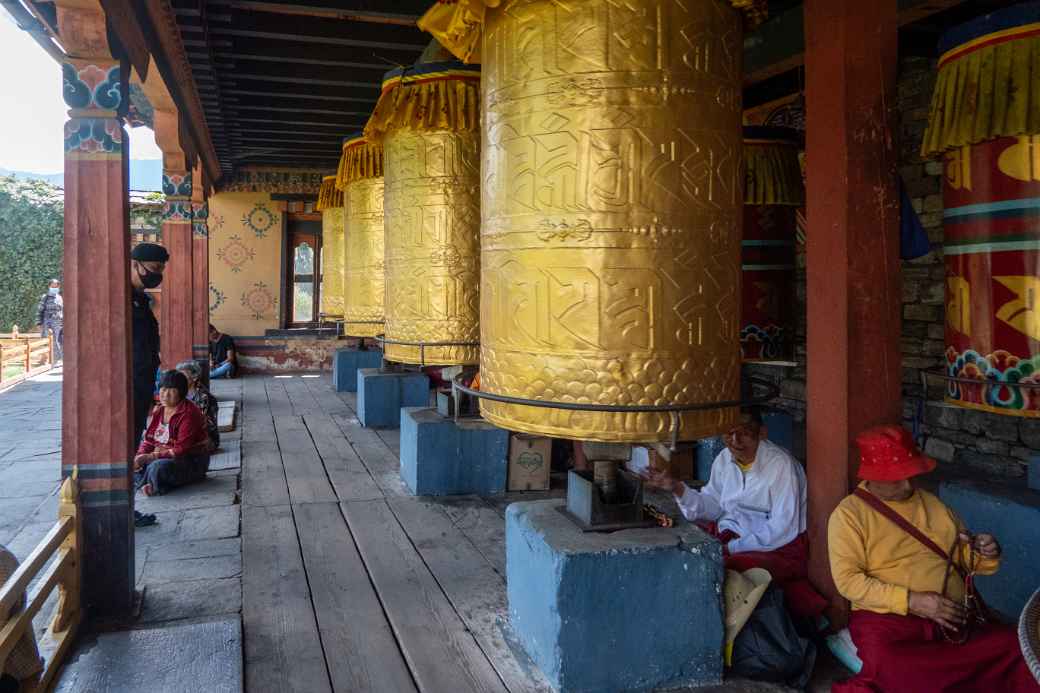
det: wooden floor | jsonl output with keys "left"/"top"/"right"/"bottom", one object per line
{"left": 237, "top": 373, "right": 560, "bottom": 693}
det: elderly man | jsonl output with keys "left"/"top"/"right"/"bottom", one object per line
{"left": 829, "top": 425, "right": 1038, "bottom": 692}
{"left": 644, "top": 408, "right": 824, "bottom": 615}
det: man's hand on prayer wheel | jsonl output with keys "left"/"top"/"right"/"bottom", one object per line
{"left": 961, "top": 532, "right": 1001, "bottom": 559}
{"left": 641, "top": 468, "right": 685, "bottom": 497}
{"left": 908, "top": 591, "right": 968, "bottom": 631}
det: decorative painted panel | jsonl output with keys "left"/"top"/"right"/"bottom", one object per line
{"left": 207, "top": 192, "right": 284, "bottom": 335}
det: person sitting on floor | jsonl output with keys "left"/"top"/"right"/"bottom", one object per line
{"left": 642, "top": 407, "right": 826, "bottom": 618}
{"left": 0, "top": 544, "right": 43, "bottom": 693}
{"left": 208, "top": 324, "right": 237, "bottom": 379}
{"left": 134, "top": 370, "right": 211, "bottom": 496}
{"left": 828, "top": 424, "right": 1039, "bottom": 693}
{"left": 176, "top": 360, "right": 220, "bottom": 452}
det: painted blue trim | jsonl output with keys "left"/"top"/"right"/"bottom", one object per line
{"left": 943, "top": 197, "right": 1040, "bottom": 218}
{"left": 741, "top": 239, "right": 795, "bottom": 247}
{"left": 939, "top": 2, "right": 1040, "bottom": 55}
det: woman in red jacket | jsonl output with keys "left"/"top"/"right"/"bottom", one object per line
{"left": 134, "top": 370, "right": 211, "bottom": 496}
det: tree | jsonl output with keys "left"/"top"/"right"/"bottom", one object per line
{"left": 0, "top": 176, "right": 64, "bottom": 332}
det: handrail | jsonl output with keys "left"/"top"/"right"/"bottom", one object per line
{"left": 0, "top": 475, "right": 82, "bottom": 692}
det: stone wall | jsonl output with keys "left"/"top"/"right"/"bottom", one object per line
{"left": 749, "top": 57, "right": 1038, "bottom": 480}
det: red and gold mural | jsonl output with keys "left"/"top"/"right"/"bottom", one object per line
{"left": 923, "top": 5, "right": 1040, "bottom": 418}
{"left": 941, "top": 136, "right": 1040, "bottom": 417}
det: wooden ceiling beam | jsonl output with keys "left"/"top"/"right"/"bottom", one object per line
{"left": 207, "top": 1, "right": 421, "bottom": 25}
{"left": 211, "top": 49, "right": 394, "bottom": 70}
{"left": 221, "top": 88, "right": 375, "bottom": 104}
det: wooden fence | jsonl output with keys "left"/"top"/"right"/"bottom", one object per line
{"left": 0, "top": 475, "right": 82, "bottom": 691}
{"left": 0, "top": 334, "right": 55, "bottom": 388}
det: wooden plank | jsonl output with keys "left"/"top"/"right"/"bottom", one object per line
{"left": 303, "top": 414, "right": 383, "bottom": 501}
{"left": 438, "top": 497, "right": 509, "bottom": 578}
{"left": 242, "top": 503, "right": 331, "bottom": 693}
{"left": 300, "top": 375, "right": 351, "bottom": 416}
{"left": 241, "top": 440, "right": 290, "bottom": 507}
{"left": 342, "top": 500, "right": 508, "bottom": 693}
{"left": 217, "top": 401, "right": 237, "bottom": 432}
{"left": 241, "top": 377, "right": 276, "bottom": 444}
{"left": 282, "top": 376, "right": 322, "bottom": 416}
{"left": 389, "top": 497, "right": 552, "bottom": 693}
{"left": 330, "top": 412, "right": 383, "bottom": 447}
{"left": 293, "top": 502, "right": 417, "bottom": 693}
{"left": 351, "top": 442, "right": 408, "bottom": 498}
{"left": 273, "top": 416, "right": 336, "bottom": 504}
{"left": 264, "top": 377, "right": 294, "bottom": 416}
{"left": 375, "top": 427, "right": 401, "bottom": 455}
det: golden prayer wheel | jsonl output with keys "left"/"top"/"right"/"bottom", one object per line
{"left": 316, "top": 176, "right": 345, "bottom": 320}
{"left": 364, "top": 61, "right": 482, "bottom": 365}
{"left": 419, "top": 0, "right": 759, "bottom": 442}
{"left": 336, "top": 134, "right": 386, "bottom": 338}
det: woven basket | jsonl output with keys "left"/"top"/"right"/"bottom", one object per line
{"left": 1021, "top": 587, "right": 1040, "bottom": 683}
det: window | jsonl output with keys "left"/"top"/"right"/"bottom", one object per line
{"left": 284, "top": 217, "right": 322, "bottom": 327}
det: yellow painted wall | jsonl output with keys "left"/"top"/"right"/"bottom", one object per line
{"left": 208, "top": 192, "right": 284, "bottom": 336}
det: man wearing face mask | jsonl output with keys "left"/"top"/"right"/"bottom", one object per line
{"left": 129, "top": 243, "right": 168, "bottom": 459}
{"left": 36, "top": 279, "right": 64, "bottom": 360}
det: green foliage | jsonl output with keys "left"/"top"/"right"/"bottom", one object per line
{"left": 0, "top": 177, "right": 64, "bottom": 331}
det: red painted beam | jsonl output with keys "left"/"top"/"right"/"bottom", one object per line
{"left": 58, "top": 1, "right": 135, "bottom": 618}
{"left": 804, "top": 0, "right": 904, "bottom": 608}
{"left": 160, "top": 169, "right": 195, "bottom": 369}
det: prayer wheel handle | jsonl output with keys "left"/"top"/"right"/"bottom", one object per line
{"left": 451, "top": 374, "right": 780, "bottom": 451}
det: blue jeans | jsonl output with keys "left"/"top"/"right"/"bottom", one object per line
{"left": 210, "top": 362, "right": 235, "bottom": 379}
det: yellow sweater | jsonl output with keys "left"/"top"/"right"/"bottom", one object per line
{"left": 828, "top": 483, "right": 1000, "bottom": 615}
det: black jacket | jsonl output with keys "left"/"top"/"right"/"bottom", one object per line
{"left": 131, "top": 289, "right": 160, "bottom": 402}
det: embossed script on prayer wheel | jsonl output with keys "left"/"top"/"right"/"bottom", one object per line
{"left": 477, "top": 0, "right": 745, "bottom": 442}
{"left": 338, "top": 134, "right": 386, "bottom": 338}
{"left": 366, "top": 62, "right": 482, "bottom": 365}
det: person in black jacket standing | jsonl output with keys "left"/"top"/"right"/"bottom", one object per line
{"left": 130, "top": 243, "right": 168, "bottom": 527}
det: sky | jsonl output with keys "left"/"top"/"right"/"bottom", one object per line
{"left": 0, "top": 11, "right": 161, "bottom": 174}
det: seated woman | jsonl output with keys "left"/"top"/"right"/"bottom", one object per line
{"left": 176, "top": 360, "right": 220, "bottom": 452}
{"left": 134, "top": 370, "right": 211, "bottom": 496}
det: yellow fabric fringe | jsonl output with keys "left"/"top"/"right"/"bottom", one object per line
{"left": 315, "top": 176, "right": 343, "bottom": 211}
{"left": 921, "top": 25, "right": 1040, "bottom": 157}
{"left": 418, "top": 0, "right": 766, "bottom": 65}
{"left": 744, "top": 139, "right": 804, "bottom": 206}
{"left": 364, "top": 70, "right": 481, "bottom": 143}
{"left": 335, "top": 137, "right": 385, "bottom": 189}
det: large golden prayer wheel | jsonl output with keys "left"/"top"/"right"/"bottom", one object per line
{"left": 316, "top": 176, "right": 345, "bottom": 320}
{"left": 364, "top": 62, "right": 482, "bottom": 365}
{"left": 420, "top": 0, "right": 752, "bottom": 442}
{"left": 336, "top": 134, "right": 386, "bottom": 338}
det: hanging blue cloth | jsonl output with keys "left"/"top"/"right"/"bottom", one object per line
{"left": 899, "top": 178, "right": 932, "bottom": 260}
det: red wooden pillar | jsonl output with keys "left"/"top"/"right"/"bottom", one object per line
{"left": 156, "top": 110, "right": 194, "bottom": 369}
{"left": 56, "top": 0, "right": 134, "bottom": 618}
{"left": 804, "top": 0, "right": 903, "bottom": 605}
{"left": 191, "top": 165, "right": 210, "bottom": 365}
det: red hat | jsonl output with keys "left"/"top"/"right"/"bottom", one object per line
{"left": 855, "top": 425, "right": 936, "bottom": 482}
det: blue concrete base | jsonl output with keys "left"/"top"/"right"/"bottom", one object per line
{"left": 1029, "top": 455, "right": 1040, "bottom": 492}
{"left": 939, "top": 478, "right": 1040, "bottom": 620}
{"left": 507, "top": 500, "right": 724, "bottom": 692}
{"left": 399, "top": 408, "right": 509, "bottom": 496}
{"left": 356, "top": 369, "right": 429, "bottom": 428}
{"left": 332, "top": 347, "right": 383, "bottom": 392}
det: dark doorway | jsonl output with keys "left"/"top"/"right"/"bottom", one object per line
{"left": 284, "top": 218, "right": 322, "bottom": 328}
